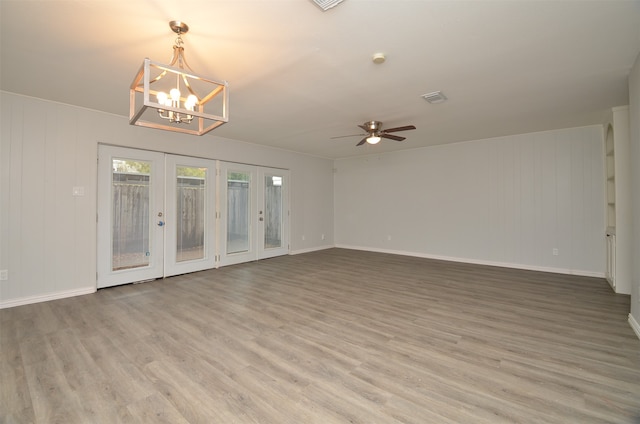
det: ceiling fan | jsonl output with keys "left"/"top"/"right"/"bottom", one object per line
{"left": 331, "top": 120, "right": 416, "bottom": 146}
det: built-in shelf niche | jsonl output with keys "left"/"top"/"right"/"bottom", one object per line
{"left": 604, "top": 106, "right": 631, "bottom": 295}
{"left": 605, "top": 124, "right": 616, "bottom": 228}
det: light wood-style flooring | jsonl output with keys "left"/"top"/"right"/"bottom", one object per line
{"left": 2, "top": 248, "right": 640, "bottom": 423}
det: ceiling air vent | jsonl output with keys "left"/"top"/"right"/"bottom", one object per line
{"left": 311, "top": 0, "right": 345, "bottom": 11}
{"left": 422, "top": 91, "right": 447, "bottom": 104}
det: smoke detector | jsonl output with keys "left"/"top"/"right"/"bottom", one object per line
{"left": 372, "top": 53, "right": 386, "bottom": 64}
{"left": 310, "top": 0, "right": 345, "bottom": 11}
{"left": 422, "top": 91, "right": 447, "bottom": 104}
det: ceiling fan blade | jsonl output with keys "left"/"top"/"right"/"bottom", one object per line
{"left": 383, "top": 125, "right": 416, "bottom": 133}
{"left": 381, "top": 133, "right": 406, "bottom": 141}
{"left": 356, "top": 137, "right": 368, "bottom": 146}
{"left": 330, "top": 133, "right": 366, "bottom": 139}
{"left": 357, "top": 124, "right": 369, "bottom": 132}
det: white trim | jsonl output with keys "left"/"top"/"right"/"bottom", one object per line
{"left": 290, "top": 245, "right": 334, "bottom": 255}
{"left": 334, "top": 245, "right": 606, "bottom": 278}
{"left": 629, "top": 314, "right": 640, "bottom": 340}
{"left": 0, "top": 287, "right": 96, "bottom": 309}
{"left": 611, "top": 105, "right": 630, "bottom": 113}
{"left": 1, "top": 247, "right": 609, "bottom": 308}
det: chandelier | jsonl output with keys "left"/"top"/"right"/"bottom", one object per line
{"left": 129, "top": 21, "right": 229, "bottom": 136}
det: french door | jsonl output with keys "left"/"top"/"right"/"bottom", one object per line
{"left": 218, "top": 163, "right": 289, "bottom": 266}
{"left": 257, "top": 167, "right": 289, "bottom": 260}
{"left": 97, "top": 146, "right": 216, "bottom": 288}
{"left": 165, "top": 155, "right": 217, "bottom": 276}
{"left": 97, "top": 146, "right": 289, "bottom": 288}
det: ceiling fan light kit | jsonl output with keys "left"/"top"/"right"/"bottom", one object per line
{"left": 129, "top": 21, "right": 229, "bottom": 136}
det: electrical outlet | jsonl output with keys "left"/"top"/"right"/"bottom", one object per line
{"left": 321, "top": 234, "right": 325, "bottom": 240}
{"left": 387, "top": 235, "right": 392, "bottom": 241}
{"left": 0, "top": 270, "right": 8, "bottom": 281}
{"left": 552, "top": 248, "right": 559, "bottom": 256}
{"left": 302, "top": 235, "right": 306, "bottom": 241}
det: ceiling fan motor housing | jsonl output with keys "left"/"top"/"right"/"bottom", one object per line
{"left": 364, "top": 121, "right": 382, "bottom": 132}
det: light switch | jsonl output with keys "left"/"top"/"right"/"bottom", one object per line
{"left": 72, "top": 186, "right": 85, "bottom": 196}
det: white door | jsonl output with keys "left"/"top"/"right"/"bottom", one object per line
{"left": 98, "top": 148, "right": 289, "bottom": 286}
{"left": 219, "top": 163, "right": 289, "bottom": 266}
{"left": 219, "top": 162, "right": 257, "bottom": 266}
{"left": 164, "top": 155, "right": 217, "bottom": 277}
{"left": 97, "top": 146, "right": 165, "bottom": 288}
{"left": 98, "top": 147, "right": 218, "bottom": 287}
{"left": 257, "top": 168, "right": 289, "bottom": 260}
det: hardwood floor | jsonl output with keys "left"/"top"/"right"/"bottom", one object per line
{"left": 2, "top": 248, "right": 639, "bottom": 423}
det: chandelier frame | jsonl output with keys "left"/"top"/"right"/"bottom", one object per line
{"left": 129, "top": 21, "right": 229, "bottom": 136}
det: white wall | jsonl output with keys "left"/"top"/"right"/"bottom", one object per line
{"left": 335, "top": 126, "right": 606, "bottom": 276}
{"left": 0, "top": 90, "right": 626, "bottom": 311}
{"left": 629, "top": 52, "right": 640, "bottom": 337}
{"left": 0, "top": 92, "right": 334, "bottom": 307}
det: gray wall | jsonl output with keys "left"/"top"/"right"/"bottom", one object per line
{"left": 0, "top": 92, "right": 335, "bottom": 307}
{"left": 2, "top": 84, "right": 637, "bottom": 333}
{"left": 334, "top": 125, "right": 606, "bottom": 276}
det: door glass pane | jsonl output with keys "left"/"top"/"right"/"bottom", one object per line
{"left": 264, "top": 175, "right": 283, "bottom": 249}
{"left": 111, "top": 159, "right": 151, "bottom": 271}
{"left": 227, "top": 171, "right": 250, "bottom": 254}
{"left": 176, "top": 166, "right": 206, "bottom": 262}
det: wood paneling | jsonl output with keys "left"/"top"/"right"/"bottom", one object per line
{"left": 0, "top": 92, "right": 335, "bottom": 307}
{"left": 335, "top": 126, "right": 606, "bottom": 276}
{"left": 2, "top": 249, "right": 638, "bottom": 423}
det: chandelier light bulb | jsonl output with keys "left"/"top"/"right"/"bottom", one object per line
{"left": 170, "top": 88, "right": 181, "bottom": 101}
{"left": 157, "top": 91, "right": 168, "bottom": 105}
{"left": 186, "top": 94, "right": 198, "bottom": 110}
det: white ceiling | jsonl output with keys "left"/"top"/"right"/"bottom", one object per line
{"left": 2, "top": 0, "right": 639, "bottom": 159}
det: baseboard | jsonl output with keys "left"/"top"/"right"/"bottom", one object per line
{"left": 0, "top": 247, "right": 606, "bottom": 309}
{"left": 334, "top": 244, "right": 606, "bottom": 278}
{"left": 0, "top": 287, "right": 96, "bottom": 309}
{"left": 290, "top": 245, "right": 334, "bottom": 255}
{"left": 629, "top": 314, "right": 640, "bottom": 340}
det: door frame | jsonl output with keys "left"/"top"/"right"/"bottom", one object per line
{"left": 218, "top": 162, "right": 290, "bottom": 266}
{"left": 97, "top": 145, "right": 166, "bottom": 288}
{"left": 97, "top": 146, "right": 291, "bottom": 288}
